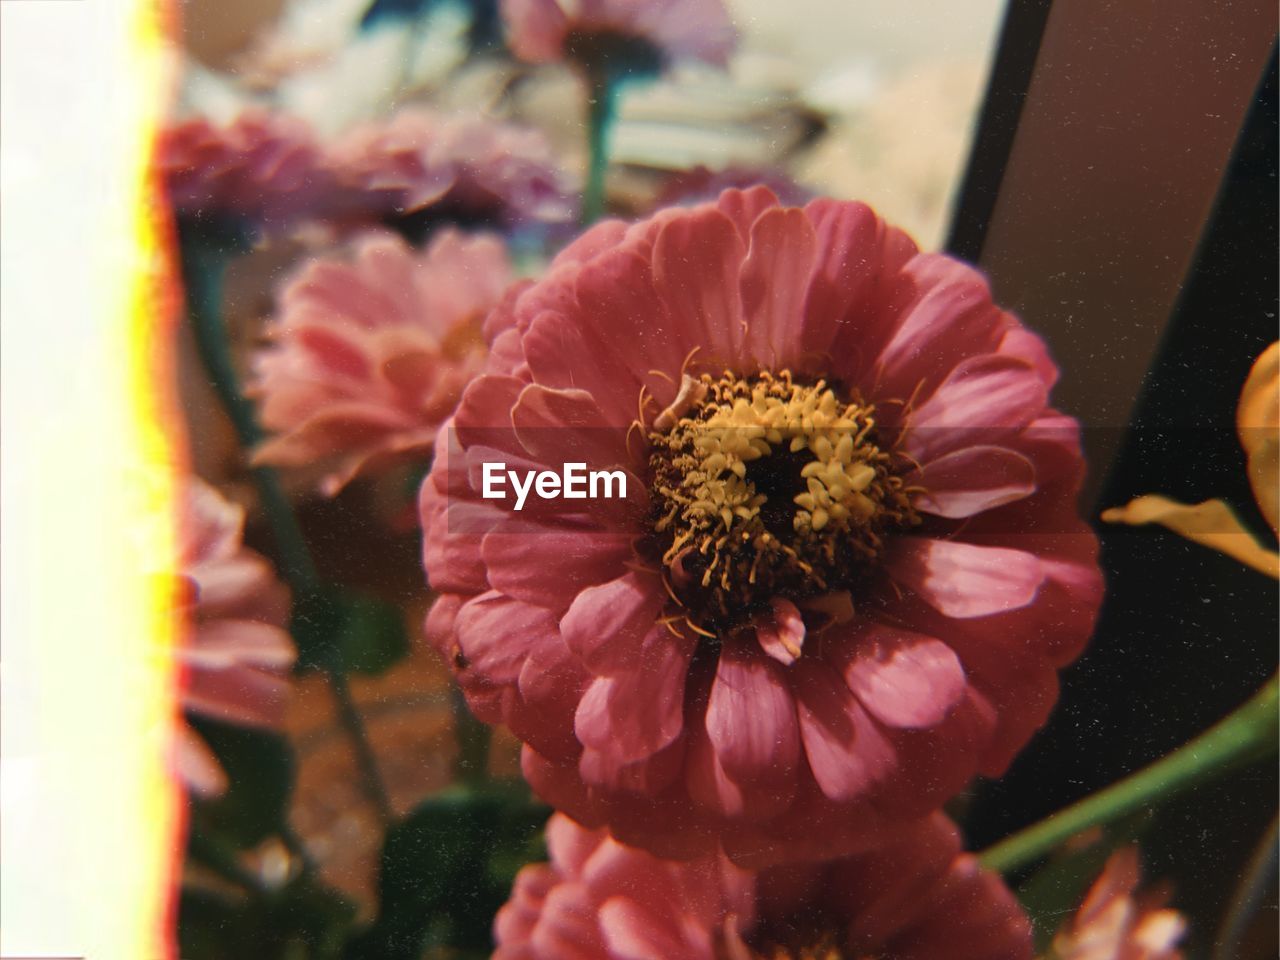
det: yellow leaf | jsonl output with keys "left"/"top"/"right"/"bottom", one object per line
{"left": 1237, "top": 341, "right": 1279, "bottom": 537}
{"left": 1101, "top": 494, "right": 1279, "bottom": 579}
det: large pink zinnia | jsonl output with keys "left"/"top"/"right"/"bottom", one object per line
{"left": 420, "top": 187, "right": 1102, "bottom": 863}
{"left": 496, "top": 812, "right": 1032, "bottom": 960}
{"left": 251, "top": 228, "right": 514, "bottom": 495}
{"left": 502, "top": 0, "right": 737, "bottom": 70}
{"left": 176, "top": 478, "right": 296, "bottom": 796}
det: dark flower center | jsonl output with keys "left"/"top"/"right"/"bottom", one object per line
{"left": 751, "top": 931, "right": 849, "bottom": 960}
{"left": 714, "top": 921, "right": 860, "bottom": 960}
{"left": 645, "top": 371, "right": 919, "bottom": 632}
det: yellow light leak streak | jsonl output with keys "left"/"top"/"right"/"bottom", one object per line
{"left": 1, "top": 1, "right": 183, "bottom": 958}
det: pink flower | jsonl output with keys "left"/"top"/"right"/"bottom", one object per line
{"left": 495, "top": 812, "right": 1032, "bottom": 960}
{"left": 159, "top": 110, "right": 340, "bottom": 234}
{"left": 502, "top": 0, "right": 737, "bottom": 70}
{"left": 176, "top": 478, "right": 296, "bottom": 796}
{"left": 656, "top": 166, "right": 814, "bottom": 210}
{"left": 252, "top": 228, "right": 515, "bottom": 495}
{"left": 160, "top": 108, "right": 577, "bottom": 237}
{"left": 1052, "top": 848, "right": 1186, "bottom": 960}
{"left": 327, "top": 109, "right": 579, "bottom": 228}
{"left": 420, "top": 187, "right": 1103, "bottom": 863}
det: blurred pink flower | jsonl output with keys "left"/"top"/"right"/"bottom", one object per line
{"left": 496, "top": 812, "right": 1032, "bottom": 960}
{"left": 159, "top": 110, "right": 340, "bottom": 234}
{"left": 502, "top": 0, "right": 737, "bottom": 70}
{"left": 252, "top": 228, "right": 515, "bottom": 495}
{"left": 1053, "top": 848, "right": 1186, "bottom": 960}
{"left": 175, "top": 478, "right": 295, "bottom": 797}
{"left": 160, "top": 108, "right": 577, "bottom": 236}
{"left": 420, "top": 187, "right": 1103, "bottom": 864}
{"left": 328, "top": 108, "right": 579, "bottom": 227}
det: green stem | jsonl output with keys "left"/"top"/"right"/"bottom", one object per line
{"left": 180, "top": 240, "right": 319, "bottom": 593}
{"left": 582, "top": 70, "right": 620, "bottom": 226}
{"left": 329, "top": 670, "right": 395, "bottom": 824}
{"left": 180, "top": 234, "right": 393, "bottom": 825}
{"left": 980, "top": 677, "right": 1279, "bottom": 874}
{"left": 451, "top": 686, "right": 492, "bottom": 786}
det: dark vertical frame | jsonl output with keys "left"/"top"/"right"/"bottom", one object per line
{"left": 949, "top": 0, "right": 1276, "bottom": 504}
{"left": 945, "top": 0, "right": 1054, "bottom": 263}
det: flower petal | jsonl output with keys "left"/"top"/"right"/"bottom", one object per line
{"left": 912, "top": 446, "right": 1037, "bottom": 519}
{"left": 904, "top": 354, "right": 1049, "bottom": 464}
{"left": 872, "top": 255, "right": 1006, "bottom": 400}
{"left": 560, "top": 570, "right": 667, "bottom": 674}
{"left": 886, "top": 538, "right": 1045, "bottom": 618}
{"left": 651, "top": 207, "right": 746, "bottom": 366}
{"left": 512, "top": 383, "right": 633, "bottom": 469}
{"left": 705, "top": 643, "right": 801, "bottom": 790}
{"left": 600, "top": 897, "right": 705, "bottom": 960}
{"left": 455, "top": 590, "right": 559, "bottom": 686}
{"left": 1101, "top": 494, "right": 1280, "bottom": 579}
{"left": 755, "top": 597, "right": 806, "bottom": 666}
{"left": 483, "top": 527, "right": 632, "bottom": 610}
{"left": 792, "top": 658, "right": 897, "bottom": 802}
{"left": 740, "top": 207, "right": 817, "bottom": 369}
{"left": 842, "top": 625, "right": 966, "bottom": 729}
{"left": 1237, "top": 341, "right": 1279, "bottom": 536}
{"left": 575, "top": 624, "right": 694, "bottom": 766}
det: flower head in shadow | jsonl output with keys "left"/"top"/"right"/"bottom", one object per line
{"left": 175, "top": 478, "right": 295, "bottom": 796}
{"left": 159, "top": 110, "right": 340, "bottom": 238}
{"left": 328, "top": 108, "right": 579, "bottom": 231}
{"left": 496, "top": 813, "right": 1032, "bottom": 960}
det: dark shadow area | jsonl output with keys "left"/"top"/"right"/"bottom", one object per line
{"left": 965, "top": 44, "right": 1278, "bottom": 958}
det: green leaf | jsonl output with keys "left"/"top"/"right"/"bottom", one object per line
{"left": 292, "top": 589, "right": 410, "bottom": 676}
{"left": 189, "top": 717, "right": 294, "bottom": 849}
{"left": 178, "top": 880, "right": 356, "bottom": 960}
{"left": 344, "top": 782, "right": 549, "bottom": 960}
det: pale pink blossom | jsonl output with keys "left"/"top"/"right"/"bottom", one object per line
{"left": 176, "top": 478, "right": 295, "bottom": 796}
{"left": 502, "top": 0, "right": 737, "bottom": 69}
{"left": 420, "top": 187, "right": 1103, "bottom": 864}
{"left": 496, "top": 813, "right": 1032, "bottom": 960}
{"left": 327, "top": 108, "right": 578, "bottom": 227}
{"left": 1053, "top": 848, "right": 1186, "bottom": 960}
{"left": 160, "top": 108, "right": 576, "bottom": 236}
{"left": 252, "top": 228, "right": 515, "bottom": 495}
{"left": 159, "top": 110, "right": 340, "bottom": 234}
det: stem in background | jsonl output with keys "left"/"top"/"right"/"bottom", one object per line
{"left": 329, "top": 670, "right": 395, "bottom": 824}
{"left": 451, "top": 686, "right": 492, "bottom": 786}
{"left": 180, "top": 241, "right": 319, "bottom": 593}
{"left": 181, "top": 235, "right": 393, "bottom": 826}
{"left": 581, "top": 70, "right": 620, "bottom": 226}
{"left": 980, "top": 677, "right": 1279, "bottom": 874}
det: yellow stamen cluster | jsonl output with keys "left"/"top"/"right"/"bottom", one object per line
{"left": 753, "top": 936, "right": 846, "bottom": 960}
{"left": 646, "top": 370, "right": 918, "bottom": 628}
